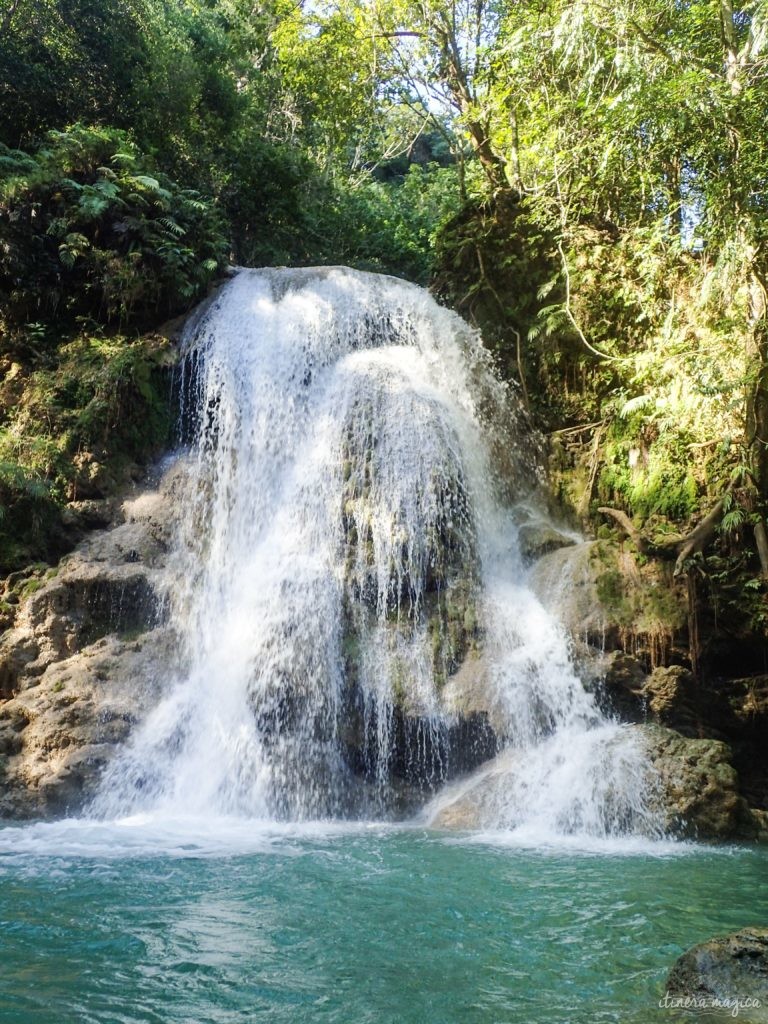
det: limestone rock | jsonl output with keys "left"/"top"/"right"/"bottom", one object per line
{"left": 666, "top": 928, "right": 768, "bottom": 1012}
{"left": 639, "top": 724, "right": 749, "bottom": 839}
{"left": 0, "top": 460, "right": 186, "bottom": 817}
{"left": 426, "top": 748, "right": 521, "bottom": 829}
{"left": 599, "top": 651, "right": 647, "bottom": 720}
{"left": 440, "top": 653, "right": 504, "bottom": 732}
{"left": 428, "top": 724, "right": 758, "bottom": 841}
{"left": 0, "top": 629, "right": 176, "bottom": 817}
{"left": 644, "top": 665, "right": 700, "bottom": 735}
{"left": 517, "top": 520, "right": 577, "bottom": 562}
{"left": 529, "top": 539, "right": 686, "bottom": 661}
{"left": 528, "top": 542, "right": 605, "bottom": 642}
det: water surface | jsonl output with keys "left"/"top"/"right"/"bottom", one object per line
{"left": 1, "top": 820, "right": 765, "bottom": 1024}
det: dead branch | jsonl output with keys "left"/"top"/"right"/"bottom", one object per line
{"left": 599, "top": 484, "right": 734, "bottom": 575}
{"left": 550, "top": 420, "right": 605, "bottom": 436}
{"left": 597, "top": 507, "right": 649, "bottom": 554}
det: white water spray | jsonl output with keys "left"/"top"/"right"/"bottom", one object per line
{"left": 92, "top": 267, "right": 660, "bottom": 837}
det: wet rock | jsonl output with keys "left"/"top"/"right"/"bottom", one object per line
{"left": 338, "top": 672, "right": 499, "bottom": 814}
{"left": 529, "top": 539, "right": 686, "bottom": 662}
{"left": 640, "top": 724, "right": 752, "bottom": 839}
{"left": 429, "top": 723, "right": 763, "bottom": 841}
{"left": 666, "top": 928, "right": 768, "bottom": 1012}
{"left": 440, "top": 653, "right": 505, "bottom": 732}
{"left": 600, "top": 651, "right": 647, "bottom": 720}
{"left": 517, "top": 521, "right": 577, "bottom": 562}
{"left": 528, "top": 542, "right": 606, "bottom": 642}
{"left": 426, "top": 747, "right": 520, "bottom": 829}
{"left": 426, "top": 725, "right": 655, "bottom": 835}
{"left": 0, "top": 461, "right": 186, "bottom": 817}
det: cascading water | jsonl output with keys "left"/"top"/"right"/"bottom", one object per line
{"left": 92, "top": 266, "right": 661, "bottom": 838}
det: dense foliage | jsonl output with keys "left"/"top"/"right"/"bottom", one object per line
{"left": 0, "top": 1, "right": 459, "bottom": 570}
{"left": 2, "top": 0, "right": 768, "bottom": 667}
{"left": 0, "top": 125, "right": 227, "bottom": 329}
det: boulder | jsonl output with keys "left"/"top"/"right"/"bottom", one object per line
{"left": 644, "top": 665, "right": 701, "bottom": 735}
{"left": 517, "top": 520, "right": 577, "bottom": 562}
{"left": 439, "top": 652, "right": 506, "bottom": 733}
{"left": 666, "top": 928, "right": 768, "bottom": 1016}
{"left": 425, "top": 747, "right": 520, "bottom": 829}
{"left": 599, "top": 651, "right": 647, "bottom": 720}
{"left": 640, "top": 724, "right": 752, "bottom": 839}
{"left": 428, "top": 723, "right": 763, "bottom": 841}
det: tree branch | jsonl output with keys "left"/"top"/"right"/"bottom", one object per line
{"left": 597, "top": 507, "right": 649, "bottom": 554}
{"left": 599, "top": 483, "right": 735, "bottom": 575}
{"left": 557, "top": 242, "right": 630, "bottom": 363}
{"left": 1, "top": 0, "right": 21, "bottom": 35}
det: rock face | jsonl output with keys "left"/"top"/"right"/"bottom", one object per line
{"left": 666, "top": 928, "right": 768, "bottom": 1013}
{"left": 0, "top": 462, "right": 185, "bottom": 818}
{"left": 425, "top": 721, "right": 765, "bottom": 841}
{"left": 597, "top": 660, "right": 703, "bottom": 732}
{"left": 528, "top": 539, "right": 687, "bottom": 662}
{"left": 639, "top": 724, "right": 754, "bottom": 839}
{"left": 0, "top": 448, "right": 506, "bottom": 818}
{"left": 525, "top": 531, "right": 768, "bottom": 840}
{"left": 515, "top": 508, "right": 578, "bottom": 563}
{"left": 599, "top": 651, "right": 648, "bottom": 719}
{"left": 528, "top": 541, "right": 607, "bottom": 642}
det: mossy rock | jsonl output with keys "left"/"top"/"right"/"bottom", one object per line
{"left": 666, "top": 928, "right": 768, "bottom": 1007}
{"left": 530, "top": 539, "right": 687, "bottom": 664}
{"left": 640, "top": 724, "right": 755, "bottom": 840}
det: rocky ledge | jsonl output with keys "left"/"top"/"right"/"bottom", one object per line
{"left": 0, "top": 462, "right": 186, "bottom": 817}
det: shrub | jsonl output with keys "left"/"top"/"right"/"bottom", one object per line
{"left": 0, "top": 124, "right": 227, "bottom": 332}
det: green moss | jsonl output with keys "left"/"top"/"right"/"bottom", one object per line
{"left": 0, "top": 331, "right": 175, "bottom": 572}
{"left": 595, "top": 568, "right": 634, "bottom": 626}
{"left": 597, "top": 422, "right": 701, "bottom": 523}
{"left": 342, "top": 631, "right": 360, "bottom": 664}
{"left": 391, "top": 671, "right": 407, "bottom": 708}
{"left": 19, "top": 578, "right": 44, "bottom": 599}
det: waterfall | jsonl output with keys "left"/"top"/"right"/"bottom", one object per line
{"left": 91, "top": 266, "right": 659, "bottom": 837}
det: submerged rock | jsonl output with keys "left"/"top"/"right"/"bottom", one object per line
{"left": 666, "top": 928, "right": 768, "bottom": 1014}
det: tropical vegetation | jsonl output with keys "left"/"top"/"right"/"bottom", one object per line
{"left": 2, "top": 0, "right": 768, "bottom": 670}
